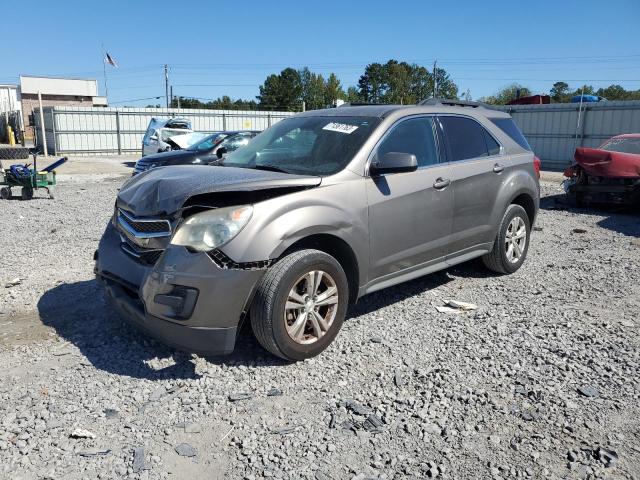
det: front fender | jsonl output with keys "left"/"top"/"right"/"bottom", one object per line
{"left": 221, "top": 180, "right": 369, "bottom": 273}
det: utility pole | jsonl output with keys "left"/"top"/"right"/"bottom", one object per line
{"left": 164, "top": 64, "right": 169, "bottom": 108}
{"left": 433, "top": 60, "right": 438, "bottom": 99}
{"left": 170, "top": 86, "right": 173, "bottom": 109}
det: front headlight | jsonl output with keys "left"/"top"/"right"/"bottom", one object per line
{"left": 170, "top": 205, "right": 253, "bottom": 252}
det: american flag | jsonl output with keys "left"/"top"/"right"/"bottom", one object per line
{"left": 104, "top": 52, "right": 118, "bottom": 68}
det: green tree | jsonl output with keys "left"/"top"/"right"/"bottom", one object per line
{"left": 358, "top": 62, "right": 386, "bottom": 102}
{"left": 257, "top": 67, "right": 303, "bottom": 111}
{"left": 550, "top": 81, "right": 570, "bottom": 103}
{"left": 432, "top": 67, "right": 458, "bottom": 100}
{"left": 594, "top": 84, "right": 640, "bottom": 101}
{"left": 300, "top": 67, "right": 326, "bottom": 110}
{"left": 324, "top": 73, "right": 345, "bottom": 106}
{"left": 346, "top": 86, "right": 361, "bottom": 103}
{"left": 479, "top": 83, "right": 532, "bottom": 105}
{"left": 356, "top": 59, "right": 458, "bottom": 104}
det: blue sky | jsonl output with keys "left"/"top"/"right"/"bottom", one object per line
{"left": 2, "top": 0, "right": 639, "bottom": 106}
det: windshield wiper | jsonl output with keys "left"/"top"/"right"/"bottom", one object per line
{"left": 252, "top": 164, "right": 291, "bottom": 174}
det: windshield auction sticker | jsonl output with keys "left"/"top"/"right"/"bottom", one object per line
{"left": 322, "top": 122, "right": 359, "bottom": 134}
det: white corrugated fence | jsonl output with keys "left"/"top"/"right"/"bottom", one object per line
{"left": 33, "top": 106, "right": 295, "bottom": 155}
{"left": 495, "top": 100, "right": 640, "bottom": 169}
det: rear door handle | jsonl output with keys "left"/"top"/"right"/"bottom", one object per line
{"left": 493, "top": 163, "right": 505, "bottom": 173}
{"left": 433, "top": 177, "right": 451, "bottom": 190}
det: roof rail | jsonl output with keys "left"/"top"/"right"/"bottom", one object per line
{"left": 337, "top": 102, "right": 385, "bottom": 107}
{"left": 419, "top": 98, "right": 488, "bottom": 108}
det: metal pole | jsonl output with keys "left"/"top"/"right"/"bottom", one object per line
{"left": 50, "top": 108, "right": 57, "bottom": 156}
{"left": 170, "top": 85, "right": 173, "bottom": 108}
{"left": 115, "top": 110, "right": 122, "bottom": 154}
{"left": 102, "top": 44, "right": 109, "bottom": 102}
{"left": 302, "top": 101, "right": 305, "bottom": 112}
{"left": 164, "top": 64, "right": 169, "bottom": 108}
{"left": 433, "top": 60, "right": 438, "bottom": 98}
{"left": 37, "top": 91, "right": 48, "bottom": 156}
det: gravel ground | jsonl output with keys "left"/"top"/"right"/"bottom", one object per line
{"left": 0, "top": 176, "right": 639, "bottom": 480}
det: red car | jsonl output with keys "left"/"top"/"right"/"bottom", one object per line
{"left": 564, "top": 134, "right": 640, "bottom": 206}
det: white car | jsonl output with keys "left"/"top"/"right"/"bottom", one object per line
{"left": 141, "top": 117, "right": 192, "bottom": 157}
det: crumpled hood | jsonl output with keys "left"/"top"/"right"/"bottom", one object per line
{"left": 117, "top": 165, "right": 321, "bottom": 216}
{"left": 574, "top": 147, "right": 640, "bottom": 178}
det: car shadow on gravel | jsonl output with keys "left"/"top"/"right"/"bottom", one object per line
{"left": 37, "top": 280, "right": 286, "bottom": 380}
{"left": 541, "top": 193, "right": 640, "bottom": 237}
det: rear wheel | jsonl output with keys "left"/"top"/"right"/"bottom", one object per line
{"left": 482, "top": 204, "right": 530, "bottom": 274}
{"left": 250, "top": 249, "right": 349, "bottom": 361}
{"left": 21, "top": 187, "right": 33, "bottom": 200}
{"left": 0, "top": 187, "right": 10, "bottom": 200}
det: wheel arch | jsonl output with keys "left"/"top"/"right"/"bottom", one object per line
{"left": 509, "top": 191, "right": 537, "bottom": 226}
{"left": 279, "top": 233, "right": 360, "bottom": 304}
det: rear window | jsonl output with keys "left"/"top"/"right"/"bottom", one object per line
{"left": 600, "top": 137, "right": 640, "bottom": 154}
{"left": 490, "top": 118, "right": 531, "bottom": 151}
{"left": 440, "top": 116, "right": 491, "bottom": 161}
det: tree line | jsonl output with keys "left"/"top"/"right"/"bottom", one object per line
{"left": 479, "top": 82, "right": 640, "bottom": 105}
{"left": 167, "top": 59, "right": 459, "bottom": 111}
{"left": 164, "top": 62, "right": 640, "bottom": 110}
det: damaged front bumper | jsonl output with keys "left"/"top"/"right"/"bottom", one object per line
{"left": 563, "top": 173, "right": 640, "bottom": 206}
{"left": 95, "top": 223, "right": 266, "bottom": 355}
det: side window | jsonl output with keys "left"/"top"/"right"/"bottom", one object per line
{"left": 376, "top": 117, "right": 438, "bottom": 168}
{"left": 484, "top": 130, "right": 501, "bottom": 156}
{"left": 224, "top": 134, "right": 252, "bottom": 152}
{"left": 440, "top": 116, "right": 491, "bottom": 161}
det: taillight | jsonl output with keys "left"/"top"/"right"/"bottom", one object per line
{"left": 533, "top": 155, "right": 541, "bottom": 178}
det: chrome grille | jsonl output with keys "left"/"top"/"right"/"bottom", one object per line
{"left": 117, "top": 209, "right": 171, "bottom": 238}
{"left": 121, "top": 243, "right": 164, "bottom": 266}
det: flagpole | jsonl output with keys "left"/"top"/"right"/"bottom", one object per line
{"left": 102, "top": 43, "right": 109, "bottom": 103}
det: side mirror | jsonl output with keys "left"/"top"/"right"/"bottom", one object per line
{"left": 370, "top": 152, "right": 418, "bottom": 175}
{"left": 216, "top": 146, "right": 228, "bottom": 159}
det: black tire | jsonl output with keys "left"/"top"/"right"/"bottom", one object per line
{"left": 0, "top": 187, "right": 10, "bottom": 200}
{"left": 0, "top": 146, "right": 29, "bottom": 160}
{"left": 482, "top": 204, "right": 531, "bottom": 275}
{"left": 250, "top": 249, "right": 349, "bottom": 361}
{"left": 21, "top": 187, "right": 33, "bottom": 201}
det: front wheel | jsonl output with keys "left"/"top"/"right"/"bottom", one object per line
{"left": 250, "top": 249, "right": 349, "bottom": 361}
{"left": 482, "top": 204, "right": 531, "bottom": 274}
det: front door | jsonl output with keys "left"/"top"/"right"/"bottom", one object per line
{"left": 366, "top": 116, "right": 453, "bottom": 282}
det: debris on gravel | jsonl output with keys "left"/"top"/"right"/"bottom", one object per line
{"left": 69, "top": 428, "right": 96, "bottom": 439}
{"left": 0, "top": 178, "right": 639, "bottom": 479}
{"left": 175, "top": 443, "right": 197, "bottom": 457}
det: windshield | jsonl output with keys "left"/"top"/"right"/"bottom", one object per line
{"left": 160, "top": 128, "right": 191, "bottom": 142}
{"left": 222, "top": 116, "right": 381, "bottom": 175}
{"left": 600, "top": 137, "right": 640, "bottom": 154}
{"left": 188, "top": 132, "right": 225, "bottom": 152}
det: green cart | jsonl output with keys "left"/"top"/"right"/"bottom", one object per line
{"left": 0, "top": 156, "right": 67, "bottom": 200}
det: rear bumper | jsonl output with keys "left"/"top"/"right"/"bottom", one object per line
{"left": 96, "top": 222, "right": 266, "bottom": 355}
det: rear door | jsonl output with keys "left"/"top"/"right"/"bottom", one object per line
{"left": 438, "top": 115, "right": 510, "bottom": 256}
{"left": 366, "top": 116, "right": 453, "bottom": 282}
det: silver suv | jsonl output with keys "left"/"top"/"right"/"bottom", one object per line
{"left": 96, "top": 100, "right": 540, "bottom": 361}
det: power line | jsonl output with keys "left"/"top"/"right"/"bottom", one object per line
{"left": 110, "top": 95, "right": 164, "bottom": 104}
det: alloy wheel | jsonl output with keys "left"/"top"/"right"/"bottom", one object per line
{"left": 505, "top": 216, "right": 527, "bottom": 263}
{"left": 284, "top": 270, "right": 339, "bottom": 345}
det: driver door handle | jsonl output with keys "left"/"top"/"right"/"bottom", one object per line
{"left": 433, "top": 177, "right": 451, "bottom": 190}
{"left": 493, "top": 163, "right": 505, "bottom": 173}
